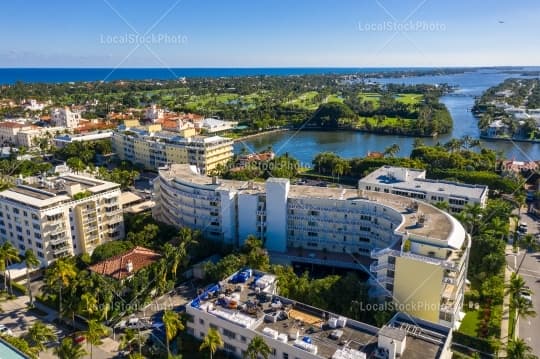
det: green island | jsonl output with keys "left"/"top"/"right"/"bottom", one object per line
{"left": 473, "top": 78, "right": 540, "bottom": 141}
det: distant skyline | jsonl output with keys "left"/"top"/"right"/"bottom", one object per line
{"left": 1, "top": 0, "right": 540, "bottom": 68}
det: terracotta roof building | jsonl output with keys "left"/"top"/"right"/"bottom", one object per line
{"left": 88, "top": 246, "right": 161, "bottom": 280}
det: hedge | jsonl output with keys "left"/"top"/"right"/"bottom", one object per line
{"left": 452, "top": 331, "right": 497, "bottom": 354}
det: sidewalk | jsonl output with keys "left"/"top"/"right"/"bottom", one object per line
{"left": 500, "top": 243, "right": 519, "bottom": 357}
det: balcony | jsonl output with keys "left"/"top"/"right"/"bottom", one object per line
{"left": 370, "top": 262, "right": 395, "bottom": 272}
{"left": 50, "top": 237, "right": 69, "bottom": 246}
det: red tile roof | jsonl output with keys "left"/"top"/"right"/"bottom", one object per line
{"left": 88, "top": 246, "right": 161, "bottom": 280}
{"left": 0, "top": 121, "right": 25, "bottom": 129}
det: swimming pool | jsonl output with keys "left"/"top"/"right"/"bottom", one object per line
{"left": 0, "top": 339, "right": 28, "bottom": 359}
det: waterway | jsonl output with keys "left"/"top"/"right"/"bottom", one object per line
{"left": 235, "top": 69, "right": 540, "bottom": 163}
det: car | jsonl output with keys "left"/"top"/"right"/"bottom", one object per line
{"left": 73, "top": 335, "right": 86, "bottom": 344}
{"left": 518, "top": 222, "right": 528, "bottom": 233}
{"left": 0, "top": 325, "right": 13, "bottom": 336}
{"left": 520, "top": 289, "right": 533, "bottom": 303}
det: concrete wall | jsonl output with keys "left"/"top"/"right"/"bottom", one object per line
{"left": 265, "top": 178, "right": 289, "bottom": 252}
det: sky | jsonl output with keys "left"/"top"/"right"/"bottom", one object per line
{"left": 1, "top": 0, "right": 539, "bottom": 67}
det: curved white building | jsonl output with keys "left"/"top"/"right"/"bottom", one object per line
{"left": 153, "top": 164, "right": 470, "bottom": 328}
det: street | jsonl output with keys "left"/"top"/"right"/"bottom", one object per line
{"left": 506, "top": 212, "right": 540, "bottom": 357}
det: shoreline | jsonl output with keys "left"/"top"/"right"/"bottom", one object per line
{"left": 479, "top": 135, "right": 540, "bottom": 144}
{"left": 233, "top": 128, "right": 289, "bottom": 143}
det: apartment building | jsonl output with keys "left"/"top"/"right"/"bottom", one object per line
{"left": 0, "top": 173, "right": 124, "bottom": 267}
{"left": 153, "top": 164, "right": 470, "bottom": 328}
{"left": 112, "top": 124, "right": 233, "bottom": 173}
{"left": 186, "top": 269, "right": 453, "bottom": 359}
{"left": 358, "top": 166, "right": 488, "bottom": 213}
{"left": 51, "top": 107, "right": 81, "bottom": 128}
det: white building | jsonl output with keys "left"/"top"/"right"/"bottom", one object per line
{"left": 16, "top": 126, "right": 67, "bottom": 148}
{"left": 54, "top": 131, "right": 113, "bottom": 148}
{"left": 154, "top": 164, "right": 471, "bottom": 328}
{"left": 51, "top": 107, "right": 81, "bottom": 129}
{"left": 0, "top": 173, "right": 125, "bottom": 267}
{"left": 144, "top": 105, "right": 165, "bottom": 123}
{"left": 358, "top": 166, "right": 488, "bottom": 213}
{"left": 22, "top": 99, "right": 46, "bottom": 111}
{"left": 201, "top": 118, "right": 238, "bottom": 134}
{"left": 186, "top": 269, "right": 453, "bottom": 359}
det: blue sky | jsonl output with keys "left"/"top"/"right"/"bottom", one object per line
{"left": 1, "top": 0, "right": 539, "bottom": 67}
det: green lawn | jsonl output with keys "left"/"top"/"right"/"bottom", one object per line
{"left": 286, "top": 91, "right": 320, "bottom": 110}
{"left": 358, "top": 116, "right": 415, "bottom": 128}
{"left": 459, "top": 309, "right": 481, "bottom": 336}
{"left": 395, "top": 93, "right": 423, "bottom": 105}
{"left": 326, "top": 94, "right": 344, "bottom": 103}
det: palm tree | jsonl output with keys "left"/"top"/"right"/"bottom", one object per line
{"left": 119, "top": 328, "right": 139, "bottom": 355}
{"left": 200, "top": 328, "right": 224, "bottom": 359}
{"left": 513, "top": 296, "right": 536, "bottom": 338}
{"left": 84, "top": 319, "right": 109, "bottom": 359}
{"left": 53, "top": 338, "right": 88, "bottom": 359}
{"left": 80, "top": 292, "right": 99, "bottom": 319}
{"left": 505, "top": 273, "right": 530, "bottom": 299}
{"left": 26, "top": 321, "right": 57, "bottom": 352}
{"left": 45, "top": 258, "right": 77, "bottom": 318}
{"left": 163, "top": 309, "right": 184, "bottom": 357}
{"left": 383, "top": 143, "right": 400, "bottom": 158}
{"left": 0, "top": 242, "right": 21, "bottom": 294}
{"left": 506, "top": 337, "right": 537, "bottom": 359}
{"left": 245, "top": 335, "right": 272, "bottom": 359}
{"left": 23, "top": 249, "right": 40, "bottom": 306}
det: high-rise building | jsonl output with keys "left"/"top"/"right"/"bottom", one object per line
{"left": 0, "top": 173, "right": 124, "bottom": 267}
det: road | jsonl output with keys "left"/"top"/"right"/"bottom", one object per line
{"left": 506, "top": 212, "right": 540, "bottom": 356}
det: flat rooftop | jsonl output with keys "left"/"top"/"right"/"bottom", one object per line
{"left": 190, "top": 270, "right": 449, "bottom": 359}
{"left": 162, "top": 165, "right": 456, "bottom": 243}
{"left": 0, "top": 173, "right": 119, "bottom": 208}
{"left": 359, "top": 166, "right": 487, "bottom": 200}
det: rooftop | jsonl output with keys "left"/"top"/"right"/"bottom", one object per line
{"left": 189, "top": 270, "right": 450, "bottom": 359}
{"left": 359, "top": 166, "right": 487, "bottom": 201}
{"left": 161, "top": 164, "right": 458, "bottom": 244}
{"left": 0, "top": 173, "right": 120, "bottom": 208}
{"left": 88, "top": 246, "right": 161, "bottom": 280}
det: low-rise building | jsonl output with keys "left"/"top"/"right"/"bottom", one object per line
{"left": 358, "top": 166, "right": 488, "bottom": 213}
{"left": 187, "top": 269, "right": 453, "bottom": 358}
{"left": 53, "top": 131, "right": 113, "bottom": 148}
{"left": 154, "top": 164, "right": 470, "bottom": 328}
{"left": 0, "top": 173, "right": 125, "bottom": 267}
{"left": 88, "top": 246, "right": 160, "bottom": 280}
{"left": 112, "top": 124, "right": 233, "bottom": 173}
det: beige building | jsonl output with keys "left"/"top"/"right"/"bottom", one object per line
{"left": 112, "top": 124, "right": 233, "bottom": 173}
{"left": 51, "top": 107, "right": 81, "bottom": 129}
{"left": 0, "top": 173, "right": 124, "bottom": 267}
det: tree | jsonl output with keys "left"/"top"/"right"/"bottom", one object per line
{"left": 505, "top": 273, "right": 530, "bottom": 300}
{"left": 513, "top": 296, "right": 536, "bottom": 338}
{"left": 66, "top": 157, "right": 86, "bottom": 173}
{"left": 26, "top": 321, "right": 57, "bottom": 352}
{"left": 80, "top": 292, "right": 99, "bottom": 318}
{"left": 383, "top": 143, "right": 400, "bottom": 158}
{"left": 53, "top": 338, "right": 88, "bottom": 359}
{"left": 84, "top": 319, "right": 109, "bottom": 359}
{"left": 506, "top": 337, "right": 537, "bottom": 359}
{"left": 163, "top": 310, "right": 184, "bottom": 357}
{"left": 245, "top": 335, "right": 272, "bottom": 359}
{"left": 45, "top": 258, "right": 77, "bottom": 317}
{"left": 24, "top": 249, "right": 40, "bottom": 306}
{"left": 0, "top": 242, "right": 22, "bottom": 294}
{"left": 200, "top": 328, "right": 224, "bottom": 359}
{"left": 119, "top": 328, "right": 140, "bottom": 355}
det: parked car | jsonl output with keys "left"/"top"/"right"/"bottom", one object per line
{"left": 0, "top": 325, "right": 13, "bottom": 336}
{"left": 518, "top": 222, "right": 528, "bottom": 233}
{"left": 520, "top": 288, "right": 533, "bottom": 303}
{"left": 73, "top": 335, "right": 86, "bottom": 344}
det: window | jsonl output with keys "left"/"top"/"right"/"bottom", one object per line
{"left": 23, "top": 211, "right": 27, "bottom": 217}
{"left": 224, "top": 343, "right": 236, "bottom": 353}
{"left": 283, "top": 354, "right": 289, "bottom": 359}
{"left": 37, "top": 252, "right": 44, "bottom": 258}
{"left": 307, "top": 232, "right": 318, "bottom": 237}
{"left": 240, "top": 336, "right": 246, "bottom": 343}
{"left": 222, "top": 328, "right": 236, "bottom": 339}
{"left": 199, "top": 319, "right": 204, "bottom": 325}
